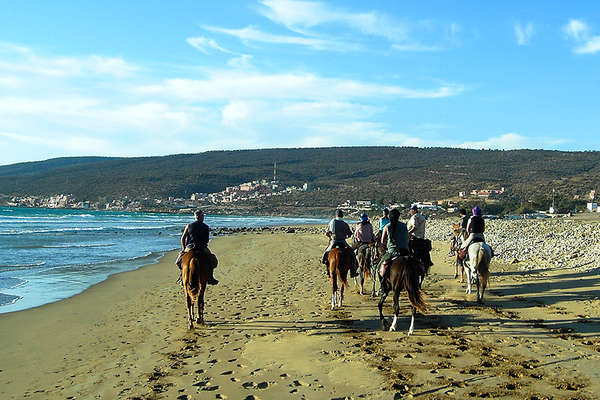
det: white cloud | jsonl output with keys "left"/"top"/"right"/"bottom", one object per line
{"left": 204, "top": 25, "right": 356, "bottom": 51}
{"left": 186, "top": 36, "right": 232, "bottom": 54}
{"left": 259, "top": 0, "right": 408, "bottom": 41}
{"left": 563, "top": 19, "right": 600, "bottom": 54}
{"left": 514, "top": 22, "right": 534, "bottom": 46}
{"left": 574, "top": 36, "right": 600, "bottom": 54}
{"left": 135, "top": 71, "right": 464, "bottom": 101}
{"left": 563, "top": 19, "right": 588, "bottom": 42}
{"left": 0, "top": 43, "right": 138, "bottom": 78}
{"left": 457, "top": 133, "right": 568, "bottom": 150}
{"left": 227, "top": 54, "right": 254, "bottom": 69}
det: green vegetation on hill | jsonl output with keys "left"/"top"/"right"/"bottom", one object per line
{"left": 1, "top": 147, "right": 599, "bottom": 207}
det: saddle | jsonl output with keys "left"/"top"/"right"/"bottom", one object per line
{"left": 186, "top": 248, "right": 218, "bottom": 269}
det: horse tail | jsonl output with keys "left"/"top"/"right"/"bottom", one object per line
{"left": 403, "top": 259, "right": 427, "bottom": 314}
{"left": 186, "top": 257, "right": 200, "bottom": 303}
{"left": 337, "top": 253, "right": 348, "bottom": 287}
{"left": 477, "top": 248, "right": 490, "bottom": 280}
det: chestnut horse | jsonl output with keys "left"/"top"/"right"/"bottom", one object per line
{"left": 181, "top": 250, "right": 211, "bottom": 329}
{"left": 354, "top": 243, "right": 373, "bottom": 295}
{"left": 378, "top": 256, "right": 427, "bottom": 336}
{"left": 328, "top": 247, "right": 352, "bottom": 310}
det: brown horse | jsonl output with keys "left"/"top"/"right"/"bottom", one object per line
{"left": 451, "top": 224, "right": 468, "bottom": 281}
{"left": 378, "top": 256, "right": 427, "bottom": 336}
{"left": 354, "top": 242, "right": 373, "bottom": 295}
{"left": 181, "top": 250, "right": 211, "bottom": 329}
{"left": 369, "top": 241, "right": 386, "bottom": 296}
{"left": 328, "top": 247, "right": 352, "bottom": 310}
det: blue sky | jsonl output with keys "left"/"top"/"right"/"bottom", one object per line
{"left": 1, "top": 1, "right": 599, "bottom": 165}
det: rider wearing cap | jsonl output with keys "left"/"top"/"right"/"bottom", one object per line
{"left": 353, "top": 212, "right": 374, "bottom": 247}
{"left": 460, "top": 206, "right": 485, "bottom": 251}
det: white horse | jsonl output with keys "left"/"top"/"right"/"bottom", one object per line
{"left": 464, "top": 242, "right": 492, "bottom": 303}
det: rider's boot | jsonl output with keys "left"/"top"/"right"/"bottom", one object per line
{"left": 207, "top": 268, "right": 219, "bottom": 285}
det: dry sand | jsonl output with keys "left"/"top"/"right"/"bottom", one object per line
{"left": 1, "top": 230, "right": 600, "bottom": 399}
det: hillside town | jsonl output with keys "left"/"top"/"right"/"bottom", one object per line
{"left": 3, "top": 176, "right": 312, "bottom": 213}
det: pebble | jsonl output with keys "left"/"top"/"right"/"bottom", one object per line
{"left": 425, "top": 217, "right": 600, "bottom": 272}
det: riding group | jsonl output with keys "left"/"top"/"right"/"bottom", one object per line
{"left": 320, "top": 205, "right": 492, "bottom": 335}
{"left": 176, "top": 207, "right": 493, "bottom": 334}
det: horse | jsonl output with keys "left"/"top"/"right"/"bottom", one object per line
{"left": 463, "top": 242, "right": 492, "bottom": 303}
{"left": 408, "top": 237, "right": 433, "bottom": 288}
{"left": 369, "top": 241, "right": 386, "bottom": 297}
{"left": 328, "top": 246, "right": 352, "bottom": 310}
{"left": 378, "top": 255, "right": 427, "bottom": 336}
{"left": 354, "top": 242, "right": 373, "bottom": 295}
{"left": 181, "top": 250, "right": 211, "bottom": 329}
{"left": 452, "top": 225, "right": 468, "bottom": 282}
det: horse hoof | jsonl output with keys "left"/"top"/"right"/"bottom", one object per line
{"left": 453, "top": 273, "right": 458, "bottom": 279}
{"left": 196, "top": 318, "right": 203, "bottom": 324}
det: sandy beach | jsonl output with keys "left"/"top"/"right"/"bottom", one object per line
{"left": 2, "top": 228, "right": 600, "bottom": 399}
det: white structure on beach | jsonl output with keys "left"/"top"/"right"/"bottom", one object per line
{"left": 587, "top": 202, "right": 598, "bottom": 212}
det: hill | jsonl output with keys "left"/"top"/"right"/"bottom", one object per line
{"left": 1, "top": 147, "right": 599, "bottom": 208}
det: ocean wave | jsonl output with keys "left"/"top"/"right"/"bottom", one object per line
{"left": 0, "top": 293, "right": 22, "bottom": 307}
{"left": 14, "top": 243, "right": 116, "bottom": 249}
{"left": 0, "top": 225, "right": 178, "bottom": 235}
{"left": 0, "top": 261, "right": 46, "bottom": 269}
{"left": 0, "top": 277, "right": 28, "bottom": 290}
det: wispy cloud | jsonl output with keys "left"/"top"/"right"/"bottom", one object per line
{"left": 135, "top": 71, "right": 464, "bottom": 101}
{"left": 563, "top": 19, "right": 600, "bottom": 54}
{"left": 259, "top": 0, "right": 408, "bottom": 41}
{"left": 514, "top": 22, "right": 534, "bottom": 45}
{"left": 563, "top": 19, "right": 588, "bottom": 41}
{"left": 256, "top": 0, "right": 455, "bottom": 51}
{"left": 0, "top": 43, "right": 138, "bottom": 78}
{"left": 204, "top": 25, "right": 357, "bottom": 51}
{"left": 186, "top": 36, "right": 233, "bottom": 54}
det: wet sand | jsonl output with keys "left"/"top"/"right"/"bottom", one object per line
{"left": 1, "top": 230, "right": 600, "bottom": 399}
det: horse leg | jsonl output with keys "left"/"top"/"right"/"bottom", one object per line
{"left": 339, "top": 284, "right": 344, "bottom": 307}
{"left": 331, "top": 266, "right": 337, "bottom": 310}
{"left": 186, "top": 293, "right": 194, "bottom": 330}
{"left": 359, "top": 269, "right": 365, "bottom": 295}
{"left": 454, "top": 255, "right": 459, "bottom": 279}
{"left": 407, "top": 306, "right": 416, "bottom": 336}
{"left": 478, "top": 272, "right": 488, "bottom": 304}
{"left": 378, "top": 288, "right": 390, "bottom": 330}
{"left": 389, "top": 289, "right": 400, "bottom": 332}
{"left": 465, "top": 267, "right": 472, "bottom": 295}
{"left": 196, "top": 284, "right": 206, "bottom": 324}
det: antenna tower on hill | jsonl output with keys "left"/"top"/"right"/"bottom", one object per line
{"left": 273, "top": 161, "right": 277, "bottom": 182}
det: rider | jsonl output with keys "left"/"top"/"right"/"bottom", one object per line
{"left": 459, "top": 208, "right": 469, "bottom": 233}
{"left": 376, "top": 208, "right": 410, "bottom": 275}
{"left": 321, "top": 209, "right": 359, "bottom": 278}
{"left": 176, "top": 210, "right": 219, "bottom": 285}
{"left": 460, "top": 206, "right": 485, "bottom": 251}
{"left": 353, "top": 212, "right": 374, "bottom": 248}
{"left": 407, "top": 205, "right": 426, "bottom": 239}
{"left": 378, "top": 208, "right": 390, "bottom": 236}
{"left": 407, "top": 204, "right": 433, "bottom": 268}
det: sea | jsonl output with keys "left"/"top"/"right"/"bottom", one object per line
{"left": 0, "top": 207, "right": 326, "bottom": 313}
